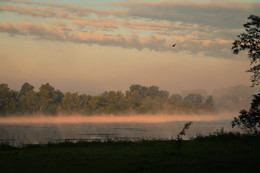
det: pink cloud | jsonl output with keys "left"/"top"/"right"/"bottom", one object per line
{"left": 0, "top": 0, "right": 242, "bottom": 58}
{"left": 0, "top": 4, "right": 56, "bottom": 18}
{"left": 73, "top": 19, "right": 118, "bottom": 29}
{"left": 121, "top": 20, "right": 204, "bottom": 31}
{"left": 174, "top": 36, "right": 190, "bottom": 43}
{"left": 202, "top": 40, "right": 212, "bottom": 46}
{"left": 191, "top": 38, "right": 232, "bottom": 47}
{"left": 0, "top": 4, "right": 86, "bottom": 20}
{"left": 0, "top": 22, "right": 169, "bottom": 51}
{"left": 71, "top": 32, "right": 122, "bottom": 43}
{"left": 113, "top": 0, "right": 260, "bottom": 30}
{"left": 0, "top": 4, "right": 205, "bottom": 33}
{"left": 50, "top": 21, "right": 68, "bottom": 27}
{"left": 215, "top": 38, "right": 232, "bottom": 45}
{"left": 0, "top": 22, "right": 67, "bottom": 40}
{"left": 70, "top": 32, "right": 168, "bottom": 51}
{"left": 2, "top": 0, "right": 126, "bottom": 18}
{"left": 3, "top": 0, "right": 47, "bottom": 6}
{"left": 139, "top": 34, "right": 164, "bottom": 45}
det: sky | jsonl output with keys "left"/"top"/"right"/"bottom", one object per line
{"left": 0, "top": 0, "right": 260, "bottom": 95}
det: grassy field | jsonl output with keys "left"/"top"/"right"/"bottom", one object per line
{"left": 0, "top": 133, "right": 260, "bottom": 173}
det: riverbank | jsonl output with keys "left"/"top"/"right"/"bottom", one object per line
{"left": 0, "top": 133, "right": 259, "bottom": 173}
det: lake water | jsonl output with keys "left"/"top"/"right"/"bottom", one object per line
{"left": 0, "top": 120, "right": 235, "bottom": 145}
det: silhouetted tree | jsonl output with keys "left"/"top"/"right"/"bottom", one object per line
{"left": 232, "top": 14, "right": 260, "bottom": 133}
{"left": 176, "top": 122, "right": 192, "bottom": 152}
{"left": 232, "top": 94, "right": 260, "bottom": 133}
{"left": 232, "top": 14, "right": 260, "bottom": 86}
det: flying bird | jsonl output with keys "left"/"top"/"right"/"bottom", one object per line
{"left": 172, "top": 44, "right": 176, "bottom": 47}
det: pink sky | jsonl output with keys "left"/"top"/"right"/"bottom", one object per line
{"left": 0, "top": 0, "right": 259, "bottom": 94}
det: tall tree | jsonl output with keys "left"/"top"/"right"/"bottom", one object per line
{"left": 184, "top": 94, "right": 203, "bottom": 104}
{"left": 232, "top": 15, "right": 260, "bottom": 133}
{"left": 0, "top": 84, "right": 12, "bottom": 115}
{"left": 19, "top": 90, "right": 36, "bottom": 114}
{"left": 62, "top": 92, "right": 74, "bottom": 113}
{"left": 88, "top": 96, "right": 100, "bottom": 113}
{"left": 19, "top": 83, "right": 36, "bottom": 114}
{"left": 20, "top": 82, "right": 34, "bottom": 97}
{"left": 104, "top": 91, "right": 124, "bottom": 114}
{"left": 37, "top": 83, "right": 58, "bottom": 114}
{"left": 79, "top": 94, "right": 91, "bottom": 114}
{"left": 232, "top": 14, "right": 260, "bottom": 86}
{"left": 232, "top": 94, "right": 260, "bottom": 133}
{"left": 169, "top": 94, "right": 182, "bottom": 105}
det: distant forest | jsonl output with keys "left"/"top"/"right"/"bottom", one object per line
{"left": 0, "top": 83, "right": 218, "bottom": 116}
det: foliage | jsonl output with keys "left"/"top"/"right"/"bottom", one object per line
{"left": 232, "top": 14, "right": 260, "bottom": 86}
{"left": 19, "top": 90, "right": 36, "bottom": 114}
{"left": 231, "top": 14, "right": 260, "bottom": 134}
{"left": 232, "top": 94, "right": 260, "bottom": 133}
{"left": 19, "top": 82, "right": 34, "bottom": 96}
{"left": 0, "top": 83, "right": 16, "bottom": 115}
{"left": 0, "top": 83, "right": 215, "bottom": 116}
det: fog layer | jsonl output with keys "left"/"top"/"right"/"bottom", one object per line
{"left": 0, "top": 113, "right": 236, "bottom": 124}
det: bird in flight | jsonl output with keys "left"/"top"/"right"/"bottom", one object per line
{"left": 172, "top": 44, "right": 176, "bottom": 47}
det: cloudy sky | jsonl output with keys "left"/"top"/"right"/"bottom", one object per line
{"left": 0, "top": 0, "right": 259, "bottom": 94}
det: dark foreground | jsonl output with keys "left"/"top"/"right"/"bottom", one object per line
{"left": 0, "top": 133, "right": 259, "bottom": 173}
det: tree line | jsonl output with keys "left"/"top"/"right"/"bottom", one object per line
{"left": 0, "top": 82, "right": 214, "bottom": 116}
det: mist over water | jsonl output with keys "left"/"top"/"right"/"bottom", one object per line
{"left": 0, "top": 113, "right": 237, "bottom": 145}
{"left": 0, "top": 113, "right": 236, "bottom": 124}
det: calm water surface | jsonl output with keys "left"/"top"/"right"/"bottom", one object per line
{"left": 0, "top": 120, "right": 235, "bottom": 145}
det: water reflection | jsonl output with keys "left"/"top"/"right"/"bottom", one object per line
{"left": 0, "top": 120, "right": 235, "bottom": 145}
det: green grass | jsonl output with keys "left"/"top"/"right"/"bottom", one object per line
{"left": 0, "top": 133, "right": 260, "bottom": 173}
